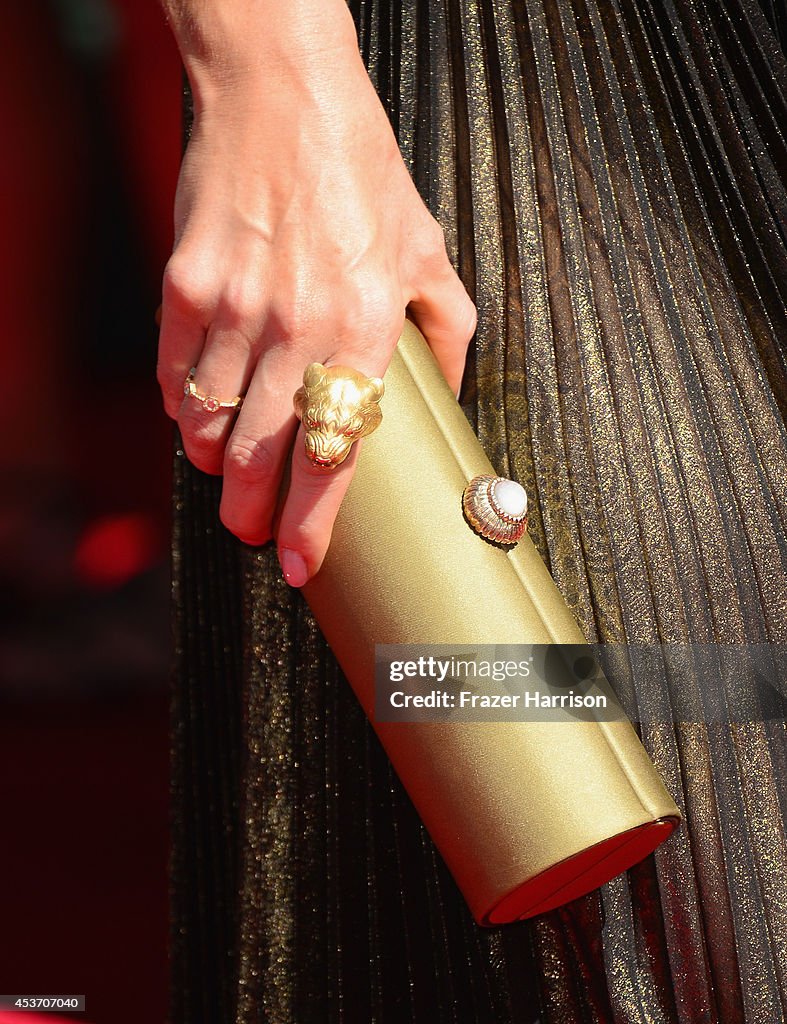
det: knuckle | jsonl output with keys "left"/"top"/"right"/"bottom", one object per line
{"left": 163, "top": 253, "right": 216, "bottom": 318}
{"left": 418, "top": 217, "right": 450, "bottom": 267}
{"left": 220, "top": 275, "right": 266, "bottom": 326}
{"left": 225, "top": 435, "right": 278, "bottom": 486}
{"left": 270, "top": 295, "right": 325, "bottom": 345}
{"left": 179, "top": 419, "right": 224, "bottom": 472}
{"left": 277, "top": 313, "right": 316, "bottom": 346}
{"left": 276, "top": 517, "right": 306, "bottom": 550}
{"left": 348, "top": 281, "right": 404, "bottom": 339}
{"left": 179, "top": 414, "right": 220, "bottom": 455}
{"left": 425, "top": 217, "right": 448, "bottom": 254}
{"left": 460, "top": 295, "right": 478, "bottom": 340}
{"left": 155, "top": 360, "right": 172, "bottom": 390}
{"left": 156, "top": 363, "right": 184, "bottom": 415}
{"left": 277, "top": 505, "right": 328, "bottom": 555}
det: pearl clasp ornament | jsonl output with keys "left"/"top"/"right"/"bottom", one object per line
{"left": 462, "top": 475, "right": 529, "bottom": 545}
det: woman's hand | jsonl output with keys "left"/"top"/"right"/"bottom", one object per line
{"left": 157, "top": 0, "right": 476, "bottom": 586}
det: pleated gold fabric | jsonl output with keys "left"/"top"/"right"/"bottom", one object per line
{"left": 169, "top": 0, "right": 787, "bottom": 1021}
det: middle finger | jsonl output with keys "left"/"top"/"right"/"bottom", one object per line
{"left": 219, "top": 347, "right": 304, "bottom": 546}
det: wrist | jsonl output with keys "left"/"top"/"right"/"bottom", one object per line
{"left": 161, "top": 0, "right": 363, "bottom": 111}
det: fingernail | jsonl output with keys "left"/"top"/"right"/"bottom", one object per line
{"left": 279, "top": 548, "right": 309, "bottom": 588}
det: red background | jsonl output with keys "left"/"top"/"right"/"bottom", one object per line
{"left": 1, "top": 2, "right": 181, "bottom": 1021}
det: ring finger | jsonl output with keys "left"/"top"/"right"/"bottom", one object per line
{"left": 157, "top": 302, "right": 206, "bottom": 419}
{"left": 177, "top": 325, "right": 255, "bottom": 475}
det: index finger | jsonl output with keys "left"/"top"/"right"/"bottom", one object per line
{"left": 274, "top": 356, "right": 386, "bottom": 586}
{"left": 275, "top": 423, "right": 363, "bottom": 586}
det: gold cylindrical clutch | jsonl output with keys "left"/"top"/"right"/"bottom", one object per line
{"left": 303, "top": 319, "right": 680, "bottom": 925}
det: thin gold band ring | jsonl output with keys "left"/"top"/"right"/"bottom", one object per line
{"left": 183, "top": 367, "right": 244, "bottom": 414}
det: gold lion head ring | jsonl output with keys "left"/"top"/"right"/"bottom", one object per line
{"left": 293, "top": 362, "right": 385, "bottom": 470}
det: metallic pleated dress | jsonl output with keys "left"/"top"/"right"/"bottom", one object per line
{"left": 170, "top": 0, "right": 787, "bottom": 1020}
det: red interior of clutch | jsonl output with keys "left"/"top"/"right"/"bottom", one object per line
{"left": 484, "top": 817, "right": 680, "bottom": 925}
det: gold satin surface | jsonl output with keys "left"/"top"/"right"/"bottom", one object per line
{"left": 170, "top": 0, "right": 787, "bottom": 1021}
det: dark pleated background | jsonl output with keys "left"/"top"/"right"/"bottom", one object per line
{"left": 169, "top": 0, "right": 787, "bottom": 1020}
